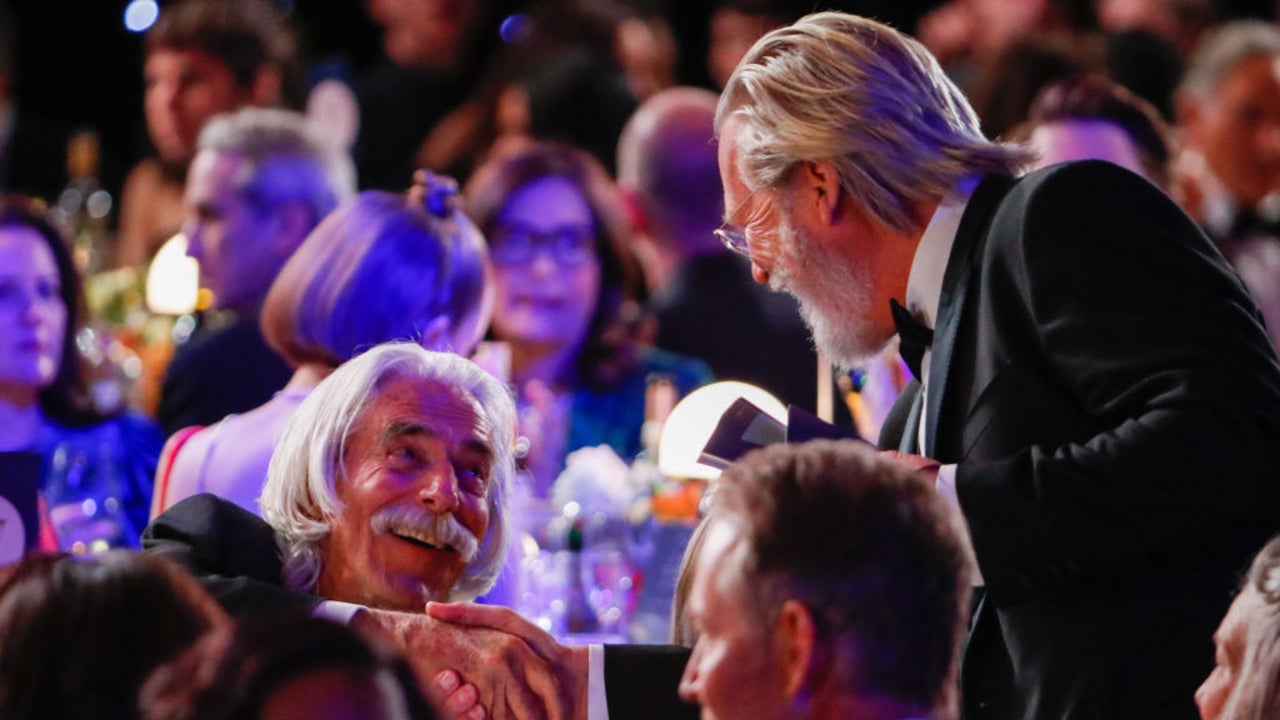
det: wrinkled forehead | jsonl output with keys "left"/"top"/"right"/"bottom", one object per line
{"left": 366, "top": 374, "right": 495, "bottom": 449}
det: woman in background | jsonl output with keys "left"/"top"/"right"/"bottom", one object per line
{"left": 466, "top": 142, "right": 710, "bottom": 492}
{"left": 0, "top": 196, "right": 162, "bottom": 548}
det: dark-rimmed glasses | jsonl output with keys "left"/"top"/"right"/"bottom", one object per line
{"left": 489, "top": 223, "right": 597, "bottom": 267}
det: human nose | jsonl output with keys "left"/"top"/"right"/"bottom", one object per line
{"left": 417, "top": 464, "right": 460, "bottom": 514}
{"left": 1194, "top": 668, "right": 1224, "bottom": 720}
{"left": 18, "top": 290, "right": 45, "bottom": 326}
{"left": 183, "top": 221, "right": 205, "bottom": 262}
{"left": 527, "top": 244, "right": 559, "bottom": 277}
{"left": 677, "top": 641, "right": 703, "bottom": 704}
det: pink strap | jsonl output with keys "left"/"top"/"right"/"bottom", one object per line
{"left": 153, "top": 425, "right": 204, "bottom": 517}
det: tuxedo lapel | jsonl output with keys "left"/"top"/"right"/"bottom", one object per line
{"left": 924, "top": 174, "right": 1017, "bottom": 459}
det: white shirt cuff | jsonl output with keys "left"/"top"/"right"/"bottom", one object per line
{"left": 936, "top": 464, "right": 959, "bottom": 509}
{"left": 588, "top": 644, "right": 610, "bottom": 720}
{"left": 312, "top": 599, "right": 366, "bottom": 625}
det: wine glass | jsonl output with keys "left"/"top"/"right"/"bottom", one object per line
{"left": 579, "top": 546, "right": 638, "bottom": 641}
{"left": 42, "top": 440, "right": 134, "bottom": 554}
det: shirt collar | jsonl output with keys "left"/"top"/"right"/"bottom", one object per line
{"left": 904, "top": 176, "right": 980, "bottom": 329}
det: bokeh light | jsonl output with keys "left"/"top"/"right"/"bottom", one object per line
{"left": 123, "top": 0, "right": 159, "bottom": 33}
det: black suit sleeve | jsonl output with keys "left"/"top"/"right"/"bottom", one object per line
{"left": 603, "top": 645, "right": 698, "bottom": 720}
{"left": 953, "top": 163, "right": 1280, "bottom": 603}
{"left": 142, "top": 494, "right": 319, "bottom": 617}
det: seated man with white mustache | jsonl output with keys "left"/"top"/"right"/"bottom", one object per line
{"left": 145, "top": 342, "right": 590, "bottom": 719}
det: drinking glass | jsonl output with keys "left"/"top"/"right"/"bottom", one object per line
{"left": 42, "top": 440, "right": 134, "bottom": 553}
{"left": 579, "top": 546, "right": 638, "bottom": 640}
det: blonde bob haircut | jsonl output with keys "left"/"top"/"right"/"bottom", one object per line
{"left": 259, "top": 343, "right": 516, "bottom": 601}
{"left": 261, "top": 189, "right": 491, "bottom": 367}
{"left": 717, "top": 11, "right": 1033, "bottom": 234}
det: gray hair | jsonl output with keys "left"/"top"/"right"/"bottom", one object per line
{"left": 259, "top": 342, "right": 516, "bottom": 602}
{"left": 1220, "top": 535, "right": 1280, "bottom": 720}
{"left": 197, "top": 107, "right": 356, "bottom": 224}
{"left": 1181, "top": 21, "right": 1280, "bottom": 101}
{"left": 716, "top": 11, "right": 1033, "bottom": 234}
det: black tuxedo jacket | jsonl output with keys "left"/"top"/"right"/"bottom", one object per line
{"left": 882, "top": 162, "right": 1280, "bottom": 720}
{"left": 143, "top": 495, "right": 696, "bottom": 720}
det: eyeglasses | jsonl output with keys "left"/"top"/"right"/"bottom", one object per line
{"left": 715, "top": 189, "right": 759, "bottom": 258}
{"left": 488, "top": 223, "right": 597, "bottom": 267}
{"left": 714, "top": 225, "right": 750, "bottom": 257}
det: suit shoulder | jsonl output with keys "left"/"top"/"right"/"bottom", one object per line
{"left": 992, "top": 160, "right": 1203, "bottom": 252}
{"left": 1012, "top": 160, "right": 1163, "bottom": 205}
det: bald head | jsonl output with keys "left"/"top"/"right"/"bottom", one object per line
{"left": 617, "top": 87, "right": 723, "bottom": 256}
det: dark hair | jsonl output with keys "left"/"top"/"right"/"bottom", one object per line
{"left": 0, "top": 551, "right": 229, "bottom": 719}
{"left": 141, "top": 614, "right": 437, "bottom": 720}
{"left": 1021, "top": 74, "right": 1172, "bottom": 187}
{"left": 0, "top": 195, "right": 100, "bottom": 426}
{"left": 147, "top": 0, "right": 303, "bottom": 109}
{"left": 465, "top": 141, "right": 646, "bottom": 388}
{"left": 711, "top": 441, "right": 972, "bottom": 712}
{"left": 970, "top": 33, "right": 1100, "bottom": 140}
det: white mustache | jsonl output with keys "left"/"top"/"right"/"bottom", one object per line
{"left": 370, "top": 505, "right": 480, "bottom": 562}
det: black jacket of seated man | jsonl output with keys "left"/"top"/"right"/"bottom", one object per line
{"left": 143, "top": 494, "right": 697, "bottom": 720}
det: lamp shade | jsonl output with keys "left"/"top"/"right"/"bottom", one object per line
{"left": 657, "top": 381, "right": 786, "bottom": 480}
{"left": 145, "top": 233, "right": 199, "bottom": 315}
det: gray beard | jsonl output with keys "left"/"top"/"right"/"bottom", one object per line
{"left": 770, "top": 218, "right": 892, "bottom": 370}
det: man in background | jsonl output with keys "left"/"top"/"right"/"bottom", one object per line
{"left": 1176, "top": 21, "right": 1280, "bottom": 348}
{"left": 617, "top": 86, "right": 830, "bottom": 417}
{"left": 679, "top": 440, "right": 971, "bottom": 720}
{"left": 116, "top": 0, "right": 299, "bottom": 268}
{"left": 156, "top": 107, "right": 354, "bottom": 435}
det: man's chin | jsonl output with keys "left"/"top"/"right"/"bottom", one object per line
{"left": 798, "top": 302, "right": 890, "bottom": 370}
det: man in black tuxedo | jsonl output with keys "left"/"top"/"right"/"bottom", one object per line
{"left": 711, "top": 11, "right": 1280, "bottom": 720}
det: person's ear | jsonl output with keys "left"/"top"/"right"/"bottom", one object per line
{"left": 1174, "top": 89, "right": 1202, "bottom": 140}
{"left": 775, "top": 598, "right": 821, "bottom": 700}
{"left": 271, "top": 201, "right": 315, "bottom": 256}
{"left": 798, "top": 159, "right": 843, "bottom": 225}
{"left": 418, "top": 314, "right": 452, "bottom": 351}
{"left": 619, "top": 187, "right": 651, "bottom": 236}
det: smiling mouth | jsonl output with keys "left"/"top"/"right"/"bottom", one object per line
{"left": 392, "top": 533, "right": 456, "bottom": 553}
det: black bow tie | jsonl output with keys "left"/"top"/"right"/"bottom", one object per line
{"left": 891, "top": 298, "right": 933, "bottom": 380}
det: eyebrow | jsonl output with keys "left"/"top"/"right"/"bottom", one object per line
{"left": 381, "top": 421, "right": 496, "bottom": 462}
{"left": 379, "top": 420, "right": 437, "bottom": 444}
